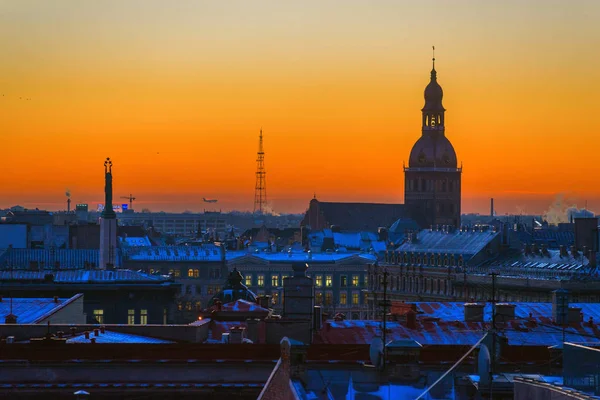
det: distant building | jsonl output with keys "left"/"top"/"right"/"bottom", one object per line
{"left": 0, "top": 270, "right": 180, "bottom": 324}
{"left": 229, "top": 250, "right": 375, "bottom": 320}
{"left": 300, "top": 57, "right": 461, "bottom": 232}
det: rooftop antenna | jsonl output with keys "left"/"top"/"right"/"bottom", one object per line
{"left": 253, "top": 129, "right": 267, "bottom": 215}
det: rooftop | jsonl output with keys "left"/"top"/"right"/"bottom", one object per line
{"left": 396, "top": 228, "right": 499, "bottom": 256}
{"left": 0, "top": 249, "right": 99, "bottom": 269}
{"left": 0, "top": 270, "right": 174, "bottom": 284}
{"left": 66, "top": 330, "right": 173, "bottom": 344}
{"left": 0, "top": 294, "right": 82, "bottom": 324}
{"left": 123, "top": 244, "right": 224, "bottom": 262}
{"left": 315, "top": 302, "right": 600, "bottom": 347}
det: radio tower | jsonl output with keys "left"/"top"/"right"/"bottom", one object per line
{"left": 253, "top": 129, "right": 267, "bottom": 215}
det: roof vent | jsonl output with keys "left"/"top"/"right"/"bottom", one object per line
{"left": 4, "top": 314, "right": 17, "bottom": 324}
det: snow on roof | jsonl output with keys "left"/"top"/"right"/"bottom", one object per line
{"left": 315, "top": 302, "right": 600, "bottom": 347}
{"left": 0, "top": 295, "right": 81, "bottom": 324}
{"left": 66, "top": 330, "right": 173, "bottom": 344}
{"left": 0, "top": 249, "right": 99, "bottom": 269}
{"left": 0, "top": 270, "right": 172, "bottom": 284}
{"left": 397, "top": 229, "right": 498, "bottom": 256}
{"left": 124, "top": 245, "right": 223, "bottom": 262}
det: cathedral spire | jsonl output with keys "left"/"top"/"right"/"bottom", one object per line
{"left": 431, "top": 45, "right": 437, "bottom": 80}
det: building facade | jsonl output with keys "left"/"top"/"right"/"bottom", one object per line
{"left": 228, "top": 251, "right": 375, "bottom": 320}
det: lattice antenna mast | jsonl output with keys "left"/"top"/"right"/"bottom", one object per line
{"left": 253, "top": 129, "right": 267, "bottom": 215}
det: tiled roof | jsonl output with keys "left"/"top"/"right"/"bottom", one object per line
{"left": 0, "top": 295, "right": 79, "bottom": 324}
{"left": 397, "top": 229, "right": 498, "bottom": 256}
{"left": 0, "top": 249, "right": 99, "bottom": 269}
{"left": 66, "top": 330, "right": 173, "bottom": 344}
{"left": 315, "top": 302, "right": 600, "bottom": 347}
{"left": 0, "top": 270, "right": 172, "bottom": 284}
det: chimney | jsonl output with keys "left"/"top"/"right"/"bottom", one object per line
{"left": 90, "top": 338, "right": 96, "bottom": 344}
{"left": 0, "top": 296, "right": 2, "bottom": 302}
{"left": 229, "top": 327, "right": 245, "bottom": 344}
{"left": 531, "top": 243, "right": 538, "bottom": 255}
{"left": 378, "top": 227, "right": 388, "bottom": 242}
{"left": 93, "top": 329, "right": 99, "bottom": 337}
{"left": 588, "top": 250, "right": 597, "bottom": 269}
{"left": 571, "top": 246, "right": 578, "bottom": 257}
{"left": 495, "top": 303, "right": 516, "bottom": 322}
{"left": 4, "top": 314, "right": 17, "bottom": 324}
{"left": 70, "top": 327, "right": 77, "bottom": 336}
{"left": 406, "top": 310, "right": 417, "bottom": 329}
{"left": 84, "top": 331, "right": 90, "bottom": 339}
{"left": 258, "top": 295, "right": 271, "bottom": 309}
{"left": 490, "top": 198, "right": 494, "bottom": 217}
{"left": 215, "top": 300, "right": 222, "bottom": 312}
{"left": 464, "top": 303, "right": 484, "bottom": 322}
{"left": 559, "top": 245, "right": 568, "bottom": 258}
{"left": 100, "top": 326, "right": 105, "bottom": 334}
{"left": 53, "top": 296, "right": 59, "bottom": 303}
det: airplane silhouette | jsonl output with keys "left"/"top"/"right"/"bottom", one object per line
{"left": 203, "top": 198, "right": 218, "bottom": 203}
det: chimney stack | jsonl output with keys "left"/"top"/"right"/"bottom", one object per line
{"left": 93, "top": 329, "right": 99, "bottom": 337}
{"left": 84, "top": 331, "right": 90, "bottom": 339}
{"left": 588, "top": 250, "right": 597, "bottom": 269}
{"left": 490, "top": 198, "right": 494, "bottom": 217}
{"left": 53, "top": 296, "right": 59, "bottom": 303}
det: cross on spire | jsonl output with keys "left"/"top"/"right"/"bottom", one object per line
{"left": 432, "top": 45, "right": 436, "bottom": 70}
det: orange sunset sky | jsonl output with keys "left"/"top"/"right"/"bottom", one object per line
{"left": 1, "top": 1, "right": 599, "bottom": 215}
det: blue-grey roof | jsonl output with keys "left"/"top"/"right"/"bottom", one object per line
{"left": 123, "top": 245, "right": 223, "bottom": 262}
{"left": 397, "top": 229, "right": 498, "bottom": 256}
{"left": 66, "top": 330, "right": 173, "bottom": 344}
{"left": 0, "top": 295, "right": 79, "bottom": 323}
{"left": 0, "top": 270, "right": 173, "bottom": 284}
{"left": 0, "top": 249, "right": 99, "bottom": 269}
{"left": 232, "top": 251, "right": 377, "bottom": 264}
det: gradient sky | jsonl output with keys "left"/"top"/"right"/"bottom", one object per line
{"left": 1, "top": 0, "right": 599, "bottom": 215}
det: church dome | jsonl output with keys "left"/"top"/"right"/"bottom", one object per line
{"left": 207, "top": 268, "right": 257, "bottom": 307}
{"left": 408, "top": 134, "right": 457, "bottom": 168}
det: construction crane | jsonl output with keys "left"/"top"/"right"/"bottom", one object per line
{"left": 120, "top": 194, "right": 136, "bottom": 210}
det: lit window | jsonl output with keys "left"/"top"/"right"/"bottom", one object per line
{"left": 127, "top": 309, "right": 135, "bottom": 325}
{"left": 169, "top": 269, "right": 174, "bottom": 275}
{"left": 325, "top": 275, "right": 332, "bottom": 287}
{"left": 193, "top": 269, "right": 199, "bottom": 278}
{"left": 207, "top": 285, "right": 214, "bottom": 295}
{"left": 188, "top": 269, "right": 194, "bottom": 277}
{"left": 195, "top": 301, "right": 202, "bottom": 311}
{"left": 364, "top": 275, "right": 368, "bottom": 287}
{"left": 149, "top": 269, "right": 155, "bottom": 275}
{"left": 363, "top": 292, "right": 369, "bottom": 303}
{"left": 174, "top": 269, "right": 181, "bottom": 277}
{"left": 352, "top": 292, "right": 359, "bottom": 305}
{"left": 258, "top": 275, "right": 265, "bottom": 287}
{"left": 352, "top": 275, "right": 359, "bottom": 287}
{"left": 214, "top": 285, "right": 221, "bottom": 293}
{"left": 316, "top": 292, "right": 323, "bottom": 304}
{"left": 340, "top": 275, "right": 347, "bottom": 287}
{"left": 93, "top": 309, "right": 104, "bottom": 324}
{"left": 315, "top": 275, "right": 323, "bottom": 287}
{"left": 340, "top": 292, "right": 347, "bottom": 305}
{"left": 271, "top": 275, "right": 279, "bottom": 287}
{"left": 245, "top": 274, "right": 252, "bottom": 286}
{"left": 325, "top": 292, "right": 333, "bottom": 305}
{"left": 177, "top": 302, "right": 183, "bottom": 311}
{"left": 140, "top": 309, "right": 148, "bottom": 325}
{"left": 186, "top": 302, "right": 192, "bottom": 311}
{"left": 272, "top": 292, "right": 279, "bottom": 305}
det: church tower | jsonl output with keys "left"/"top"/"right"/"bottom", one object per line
{"left": 404, "top": 50, "right": 462, "bottom": 228}
{"left": 99, "top": 157, "right": 118, "bottom": 269}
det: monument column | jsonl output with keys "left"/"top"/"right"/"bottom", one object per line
{"left": 99, "top": 157, "right": 118, "bottom": 269}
